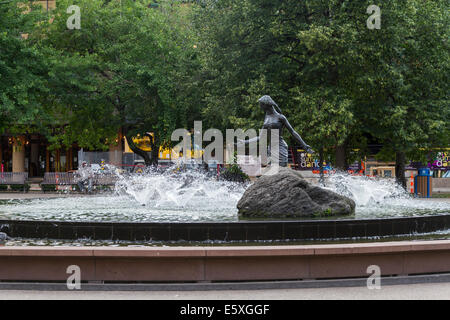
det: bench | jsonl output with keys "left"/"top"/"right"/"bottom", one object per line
{"left": 41, "top": 172, "right": 76, "bottom": 185}
{"left": 93, "top": 174, "right": 118, "bottom": 186}
{"left": 0, "top": 172, "right": 29, "bottom": 191}
{"left": 41, "top": 172, "right": 117, "bottom": 191}
{"left": 0, "top": 172, "right": 28, "bottom": 185}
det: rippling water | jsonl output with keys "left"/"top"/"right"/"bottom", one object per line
{"left": 0, "top": 167, "right": 246, "bottom": 222}
{"left": 325, "top": 173, "right": 450, "bottom": 218}
{"left": 0, "top": 168, "right": 447, "bottom": 222}
{"left": 5, "top": 229, "right": 450, "bottom": 247}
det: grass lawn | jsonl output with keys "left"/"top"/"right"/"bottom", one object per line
{"left": 432, "top": 193, "right": 450, "bottom": 198}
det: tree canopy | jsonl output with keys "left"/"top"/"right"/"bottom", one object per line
{"left": 192, "top": 0, "right": 449, "bottom": 185}
{"left": 0, "top": 0, "right": 50, "bottom": 135}
{"left": 0, "top": 0, "right": 448, "bottom": 182}
{"left": 30, "top": 0, "right": 201, "bottom": 162}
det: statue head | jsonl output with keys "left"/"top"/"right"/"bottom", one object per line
{"left": 258, "top": 95, "right": 282, "bottom": 113}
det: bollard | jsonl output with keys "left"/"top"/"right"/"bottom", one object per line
{"left": 410, "top": 173, "right": 414, "bottom": 194}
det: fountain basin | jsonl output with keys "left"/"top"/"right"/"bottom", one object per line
{"left": 0, "top": 171, "right": 448, "bottom": 243}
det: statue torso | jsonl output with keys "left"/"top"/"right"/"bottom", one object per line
{"left": 263, "top": 114, "right": 283, "bottom": 130}
{"left": 262, "top": 114, "right": 288, "bottom": 148}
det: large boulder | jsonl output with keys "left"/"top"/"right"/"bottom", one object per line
{"left": 237, "top": 168, "right": 355, "bottom": 218}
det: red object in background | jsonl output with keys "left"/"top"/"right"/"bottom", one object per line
{"left": 1, "top": 164, "right": 3, "bottom": 173}
{"left": 312, "top": 170, "right": 329, "bottom": 174}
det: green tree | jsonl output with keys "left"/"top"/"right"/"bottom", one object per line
{"left": 34, "top": 0, "right": 200, "bottom": 164}
{"left": 193, "top": 0, "right": 361, "bottom": 168}
{"left": 194, "top": 0, "right": 449, "bottom": 187}
{"left": 0, "top": 0, "right": 49, "bottom": 135}
{"left": 347, "top": 0, "right": 449, "bottom": 187}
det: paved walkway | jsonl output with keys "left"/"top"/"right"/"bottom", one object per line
{"left": 0, "top": 193, "right": 94, "bottom": 200}
{"left": 0, "top": 282, "right": 449, "bottom": 300}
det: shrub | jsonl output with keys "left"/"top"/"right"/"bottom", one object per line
{"left": 96, "top": 185, "right": 112, "bottom": 192}
{"left": 220, "top": 163, "right": 250, "bottom": 183}
{"left": 10, "top": 184, "right": 30, "bottom": 192}
{"left": 41, "top": 184, "right": 57, "bottom": 192}
{"left": 0, "top": 185, "right": 8, "bottom": 191}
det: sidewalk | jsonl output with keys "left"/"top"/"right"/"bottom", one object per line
{"left": 0, "top": 282, "right": 449, "bottom": 300}
{"left": 0, "top": 193, "right": 97, "bottom": 200}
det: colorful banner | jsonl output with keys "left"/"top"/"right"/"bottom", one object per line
{"left": 428, "top": 152, "right": 449, "bottom": 170}
{"left": 407, "top": 152, "right": 450, "bottom": 171}
{"left": 291, "top": 149, "right": 328, "bottom": 170}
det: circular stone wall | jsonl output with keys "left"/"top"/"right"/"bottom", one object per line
{"left": 1, "top": 214, "right": 450, "bottom": 242}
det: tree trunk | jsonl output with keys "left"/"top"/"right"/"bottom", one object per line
{"left": 335, "top": 144, "right": 347, "bottom": 171}
{"left": 395, "top": 151, "right": 407, "bottom": 189}
{"left": 147, "top": 133, "right": 159, "bottom": 167}
{"left": 319, "top": 148, "right": 324, "bottom": 185}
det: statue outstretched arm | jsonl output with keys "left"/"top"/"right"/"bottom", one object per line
{"left": 281, "top": 116, "right": 314, "bottom": 154}
{"left": 236, "top": 131, "right": 260, "bottom": 145}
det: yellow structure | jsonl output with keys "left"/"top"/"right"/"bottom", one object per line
{"left": 123, "top": 133, "right": 203, "bottom": 161}
{"left": 12, "top": 137, "right": 26, "bottom": 173}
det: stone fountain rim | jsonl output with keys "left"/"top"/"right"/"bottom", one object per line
{"left": 1, "top": 213, "right": 449, "bottom": 224}
{"left": 0, "top": 213, "right": 449, "bottom": 242}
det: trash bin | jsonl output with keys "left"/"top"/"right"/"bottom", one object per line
{"left": 415, "top": 168, "right": 433, "bottom": 198}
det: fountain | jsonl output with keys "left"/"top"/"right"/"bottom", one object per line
{"left": 0, "top": 165, "right": 448, "bottom": 244}
{"left": 0, "top": 96, "right": 448, "bottom": 245}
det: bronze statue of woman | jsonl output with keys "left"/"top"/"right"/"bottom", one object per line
{"left": 239, "top": 95, "right": 314, "bottom": 167}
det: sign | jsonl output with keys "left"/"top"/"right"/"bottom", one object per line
{"left": 429, "top": 152, "right": 449, "bottom": 170}
{"left": 291, "top": 149, "right": 328, "bottom": 170}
